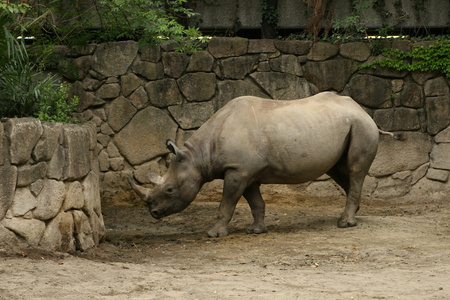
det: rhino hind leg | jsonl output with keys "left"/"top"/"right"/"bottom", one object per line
{"left": 243, "top": 184, "right": 268, "bottom": 234}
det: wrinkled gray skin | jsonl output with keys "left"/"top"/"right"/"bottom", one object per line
{"left": 129, "top": 92, "right": 382, "bottom": 237}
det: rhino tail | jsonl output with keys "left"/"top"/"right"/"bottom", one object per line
{"left": 378, "top": 130, "right": 406, "bottom": 141}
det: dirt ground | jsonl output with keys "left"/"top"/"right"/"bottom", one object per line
{"left": 1, "top": 191, "right": 449, "bottom": 300}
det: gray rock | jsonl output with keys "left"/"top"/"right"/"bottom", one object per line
{"left": 139, "top": 44, "right": 161, "bottom": 62}
{"left": 208, "top": 37, "right": 248, "bottom": 58}
{"left": 115, "top": 107, "right": 178, "bottom": 165}
{"left": 373, "top": 171, "right": 412, "bottom": 198}
{"left": 269, "top": 55, "right": 303, "bottom": 76}
{"left": 250, "top": 72, "right": 311, "bottom": 100}
{"left": 70, "top": 81, "right": 105, "bottom": 112}
{"left": 63, "top": 181, "right": 85, "bottom": 211}
{"left": 430, "top": 143, "right": 450, "bottom": 170}
{"left": 162, "top": 52, "right": 189, "bottom": 78}
{"left": 5, "top": 118, "right": 43, "bottom": 165}
{"left": 30, "top": 179, "right": 44, "bottom": 197}
{"left": 178, "top": 72, "right": 217, "bottom": 101}
{"left": 70, "top": 56, "right": 91, "bottom": 81}
{"left": 307, "top": 42, "right": 339, "bottom": 61}
{"left": 220, "top": 55, "right": 259, "bottom": 79}
{"left": 339, "top": 42, "right": 371, "bottom": 61}
{"left": 304, "top": 59, "right": 357, "bottom": 92}
{"left": 214, "top": 79, "right": 269, "bottom": 110}
{"left": 0, "top": 164, "right": 17, "bottom": 220}
{"left": 187, "top": 51, "right": 215, "bottom": 72}
{"left": 39, "top": 211, "right": 75, "bottom": 252}
{"left": 72, "top": 210, "right": 95, "bottom": 251}
{"left": 248, "top": 39, "right": 277, "bottom": 53}
{"left": 91, "top": 41, "right": 138, "bottom": 77}
{"left": 399, "top": 80, "right": 424, "bottom": 108}
{"left": 424, "top": 77, "right": 449, "bottom": 96}
{"left": 346, "top": 74, "right": 392, "bottom": 108}
{"left": 134, "top": 159, "right": 165, "bottom": 184}
{"left": 2, "top": 217, "right": 45, "bottom": 246}
{"left": 145, "top": 78, "right": 183, "bottom": 108}
{"left": 107, "top": 142, "right": 121, "bottom": 158}
{"left": 34, "top": 179, "right": 66, "bottom": 221}
{"left": 373, "top": 108, "right": 420, "bottom": 131}
{"left": 100, "top": 122, "right": 114, "bottom": 136}
{"left": 426, "top": 96, "right": 450, "bottom": 135}
{"left": 411, "top": 70, "right": 438, "bottom": 85}
{"left": 82, "top": 171, "right": 101, "bottom": 216}
{"left": 0, "top": 225, "right": 19, "bottom": 253}
{"left": 411, "top": 163, "right": 429, "bottom": 185}
{"left": 108, "top": 96, "right": 137, "bottom": 132}
{"left": 32, "top": 122, "right": 63, "bottom": 162}
{"left": 120, "top": 73, "right": 141, "bottom": 97}
{"left": 89, "top": 211, "right": 105, "bottom": 245}
{"left": 168, "top": 102, "right": 215, "bottom": 130}
{"left": 63, "top": 125, "right": 91, "bottom": 180}
{"left": 96, "top": 83, "right": 121, "bottom": 99}
{"left": 273, "top": 40, "right": 312, "bottom": 55}
{"left": 16, "top": 162, "right": 47, "bottom": 187}
{"left": 109, "top": 157, "right": 124, "bottom": 171}
{"left": 98, "top": 150, "right": 109, "bottom": 172}
{"left": 82, "top": 76, "right": 103, "bottom": 91}
{"left": 426, "top": 168, "right": 449, "bottom": 182}
{"left": 129, "top": 86, "right": 148, "bottom": 110}
{"left": 435, "top": 126, "right": 450, "bottom": 142}
{"left": 132, "top": 60, "right": 164, "bottom": 80}
{"left": 10, "top": 188, "right": 36, "bottom": 217}
{"left": 370, "top": 132, "right": 432, "bottom": 177}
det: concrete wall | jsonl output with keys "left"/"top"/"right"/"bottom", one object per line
{"left": 61, "top": 38, "right": 450, "bottom": 201}
{"left": 0, "top": 119, "right": 104, "bottom": 253}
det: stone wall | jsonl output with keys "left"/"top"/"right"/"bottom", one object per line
{"left": 63, "top": 38, "right": 450, "bottom": 200}
{"left": 0, "top": 118, "right": 104, "bottom": 253}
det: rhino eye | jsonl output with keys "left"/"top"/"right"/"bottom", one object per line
{"left": 165, "top": 187, "right": 175, "bottom": 195}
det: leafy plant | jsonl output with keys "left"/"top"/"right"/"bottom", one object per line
{"left": 36, "top": 82, "right": 79, "bottom": 123}
{"left": 360, "top": 40, "right": 450, "bottom": 78}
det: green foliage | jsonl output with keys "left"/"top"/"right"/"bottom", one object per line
{"left": 36, "top": 83, "right": 79, "bottom": 123}
{"left": 259, "top": 0, "right": 279, "bottom": 27}
{"left": 360, "top": 40, "right": 450, "bottom": 78}
{"left": 329, "top": 0, "right": 372, "bottom": 41}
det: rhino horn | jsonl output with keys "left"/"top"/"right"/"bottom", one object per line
{"left": 148, "top": 172, "right": 164, "bottom": 185}
{"left": 128, "top": 177, "right": 151, "bottom": 201}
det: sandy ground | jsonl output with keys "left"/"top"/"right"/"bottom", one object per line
{"left": 1, "top": 192, "right": 449, "bottom": 300}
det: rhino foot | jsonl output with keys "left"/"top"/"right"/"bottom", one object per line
{"left": 246, "top": 224, "right": 268, "bottom": 234}
{"left": 207, "top": 225, "right": 229, "bottom": 238}
{"left": 337, "top": 217, "right": 357, "bottom": 228}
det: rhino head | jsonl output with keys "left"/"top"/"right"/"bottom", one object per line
{"left": 128, "top": 140, "right": 203, "bottom": 219}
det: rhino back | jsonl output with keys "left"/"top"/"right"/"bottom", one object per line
{"left": 187, "top": 92, "right": 378, "bottom": 183}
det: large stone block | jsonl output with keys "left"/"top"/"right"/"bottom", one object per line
{"left": 96, "top": 83, "right": 121, "bottom": 99}
{"left": 70, "top": 81, "right": 105, "bottom": 112}
{"left": 346, "top": 74, "right": 392, "bottom": 108}
{"left": 269, "top": 55, "right": 303, "bottom": 76}
{"left": 248, "top": 39, "right": 277, "bottom": 53}
{"left": 307, "top": 42, "right": 339, "bottom": 61}
{"left": 40, "top": 211, "right": 75, "bottom": 252}
{"left": 273, "top": 40, "right": 312, "bottom": 55}
{"left": 139, "top": 44, "right": 161, "bottom": 62}
{"left": 10, "top": 188, "right": 36, "bottom": 217}
{"left": 2, "top": 217, "right": 45, "bottom": 246}
{"left": 115, "top": 107, "right": 178, "bottom": 165}
{"left": 186, "top": 51, "right": 215, "bottom": 72}
{"left": 220, "top": 55, "right": 259, "bottom": 79}
{"left": 424, "top": 77, "right": 449, "bottom": 96}
{"left": 339, "top": 42, "right": 371, "bottom": 62}
{"left": 82, "top": 171, "right": 101, "bottom": 216}
{"left": 373, "top": 108, "right": 420, "bottom": 131}
{"left": 178, "top": 72, "right": 217, "bottom": 101}
{"left": 0, "top": 164, "right": 17, "bottom": 220}
{"left": 107, "top": 96, "right": 137, "bottom": 132}
{"left": 47, "top": 145, "right": 65, "bottom": 180}
{"left": 214, "top": 79, "right": 270, "bottom": 110}
{"left": 208, "top": 37, "right": 248, "bottom": 58}
{"left": 144, "top": 78, "right": 183, "bottom": 108}
{"left": 63, "top": 181, "right": 85, "bottom": 211}
{"left": 17, "top": 162, "right": 47, "bottom": 187}
{"left": 32, "top": 122, "right": 63, "bottom": 162}
{"left": 120, "top": 73, "right": 141, "bottom": 97}
{"left": 63, "top": 125, "right": 91, "bottom": 180}
{"left": 162, "top": 52, "right": 189, "bottom": 78}
{"left": 132, "top": 60, "right": 164, "bottom": 80}
{"left": 372, "top": 171, "right": 412, "bottom": 198}
{"left": 168, "top": 102, "right": 215, "bottom": 130}
{"left": 435, "top": 126, "right": 450, "bottom": 143}
{"left": 72, "top": 210, "right": 95, "bottom": 251}
{"left": 250, "top": 72, "right": 311, "bottom": 100}
{"left": 399, "top": 80, "right": 424, "bottom": 108}
{"left": 91, "top": 41, "right": 138, "bottom": 77}
{"left": 370, "top": 132, "right": 432, "bottom": 177}
{"left": 0, "top": 225, "right": 19, "bottom": 253}
{"left": 426, "top": 95, "right": 450, "bottom": 135}
{"left": 5, "top": 118, "right": 43, "bottom": 165}
{"left": 129, "top": 86, "right": 148, "bottom": 110}
{"left": 304, "top": 59, "right": 357, "bottom": 92}
{"left": 33, "top": 179, "right": 66, "bottom": 220}
{"left": 430, "top": 143, "right": 450, "bottom": 170}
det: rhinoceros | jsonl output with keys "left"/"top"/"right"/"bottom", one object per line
{"left": 129, "top": 91, "right": 400, "bottom": 237}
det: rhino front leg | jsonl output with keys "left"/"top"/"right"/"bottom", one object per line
{"left": 243, "top": 184, "right": 268, "bottom": 234}
{"left": 207, "top": 170, "right": 247, "bottom": 238}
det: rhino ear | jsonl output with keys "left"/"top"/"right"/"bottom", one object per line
{"left": 148, "top": 172, "right": 164, "bottom": 185}
{"left": 166, "top": 139, "right": 187, "bottom": 162}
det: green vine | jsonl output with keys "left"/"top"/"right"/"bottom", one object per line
{"left": 360, "top": 40, "right": 450, "bottom": 78}
{"left": 259, "top": 0, "right": 278, "bottom": 27}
